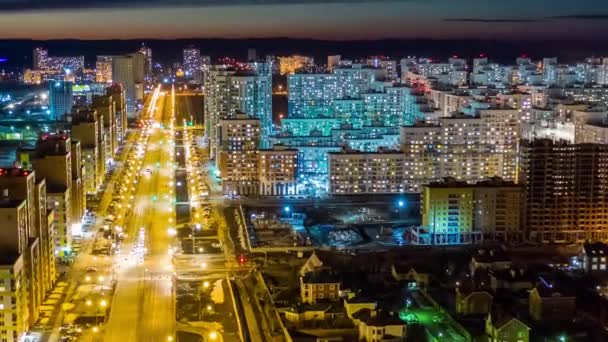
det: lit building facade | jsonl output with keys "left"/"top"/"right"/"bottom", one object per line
{"left": 138, "top": 44, "right": 152, "bottom": 80}
{"left": 258, "top": 145, "right": 298, "bottom": 196}
{"left": 401, "top": 109, "right": 521, "bottom": 191}
{"left": 328, "top": 149, "right": 406, "bottom": 194}
{"left": 70, "top": 140, "right": 86, "bottom": 228}
{"left": 0, "top": 169, "right": 56, "bottom": 307}
{"left": 95, "top": 55, "right": 114, "bottom": 83}
{"left": 71, "top": 108, "right": 105, "bottom": 194}
{"left": 366, "top": 56, "right": 398, "bottom": 80}
{"left": 421, "top": 178, "right": 523, "bottom": 245}
{"left": 18, "top": 134, "right": 74, "bottom": 255}
{"left": 0, "top": 253, "right": 28, "bottom": 342}
{"left": 49, "top": 80, "right": 74, "bottom": 121}
{"left": 112, "top": 53, "right": 145, "bottom": 118}
{"left": 279, "top": 55, "right": 314, "bottom": 75}
{"left": 204, "top": 68, "right": 272, "bottom": 158}
{"left": 572, "top": 109, "right": 608, "bottom": 144}
{"left": 33, "top": 47, "right": 48, "bottom": 69}
{"left": 520, "top": 139, "right": 608, "bottom": 243}
{"left": 217, "top": 115, "right": 261, "bottom": 195}
{"left": 104, "top": 85, "right": 126, "bottom": 147}
{"left": 287, "top": 65, "right": 377, "bottom": 118}
{"left": 183, "top": 46, "right": 202, "bottom": 82}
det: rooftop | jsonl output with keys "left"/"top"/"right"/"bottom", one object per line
{"left": 425, "top": 177, "right": 519, "bottom": 189}
{"left": 583, "top": 242, "right": 608, "bottom": 256}
{"left": 489, "top": 306, "right": 520, "bottom": 330}
{"left": 302, "top": 271, "right": 340, "bottom": 284}
{"left": 352, "top": 308, "right": 404, "bottom": 327}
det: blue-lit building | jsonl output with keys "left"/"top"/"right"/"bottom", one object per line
{"left": 49, "top": 80, "right": 73, "bottom": 121}
{"left": 277, "top": 64, "right": 428, "bottom": 194}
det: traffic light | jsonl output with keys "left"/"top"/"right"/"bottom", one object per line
{"left": 239, "top": 254, "right": 246, "bottom": 264}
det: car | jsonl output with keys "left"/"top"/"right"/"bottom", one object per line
{"left": 85, "top": 266, "right": 97, "bottom": 273}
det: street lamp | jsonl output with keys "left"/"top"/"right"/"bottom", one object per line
{"left": 209, "top": 331, "right": 218, "bottom": 340}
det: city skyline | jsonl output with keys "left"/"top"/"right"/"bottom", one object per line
{"left": 3, "top": 2, "right": 608, "bottom": 341}
{"left": 0, "top": 0, "right": 607, "bottom": 40}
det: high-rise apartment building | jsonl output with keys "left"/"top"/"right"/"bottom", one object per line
{"left": 572, "top": 109, "right": 608, "bottom": 144}
{"left": 367, "top": 56, "right": 398, "bottom": 80}
{"left": 105, "top": 85, "right": 126, "bottom": 146}
{"left": 183, "top": 46, "right": 202, "bottom": 82}
{"left": 138, "top": 44, "right": 153, "bottom": 80}
{"left": 328, "top": 149, "right": 406, "bottom": 194}
{"left": 70, "top": 108, "right": 105, "bottom": 194}
{"left": 287, "top": 65, "right": 377, "bottom": 118}
{"left": 95, "top": 55, "right": 114, "bottom": 83}
{"left": 520, "top": 139, "right": 608, "bottom": 242}
{"left": 18, "top": 134, "right": 74, "bottom": 254}
{"left": 327, "top": 55, "right": 341, "bottom": 72}
{"left": 258, "top": 145, "right": 299, "bottom": 196}
{"left": 92, "top": 95, "right": 116, "bottom": 159}
{"left": 217, "top": 114, "right": 261, "bottom": 195}
{"left": 0, "top": 169, "right": 56, "bottom": 324}
{"left": 70, "top": 140, "right": 85, "bottom": 229}
{"left": 204, "top": 67, "right": 272, "bottom": 158}
{"left": 420, "top": 178, "right": 523, "bottom": 245}
{"left": 0, "top": 253, "right": 28, "bottom": 342}
{"left": 34, "top": 178, "right": 55, "bottom": 292}
{"left": 112, "top": 53, "right": 145, "bottom": 118}
{"left": 0, "top": 191, "right": 39, "bottom": 327}
{"left": 49, "top": 80, "right": 73, "bottom": 121}
{"left": 401, "top": 109, "right": 521, "bottom": 191}
{"left": 33, "top": 47, "right": 48, "bottom": 69}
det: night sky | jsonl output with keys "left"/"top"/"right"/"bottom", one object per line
{"left": 0, "top": 0, "right": 607, "bottom": 40}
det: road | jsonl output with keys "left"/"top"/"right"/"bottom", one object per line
{"left": 99, "top": 85, "right": 176, "bottom": 341}
{"left": 48, "top": 88, "right": 261, "bottom": 342}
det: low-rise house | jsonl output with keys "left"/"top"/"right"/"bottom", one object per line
{"left": 300, "top": 251, "right": 330, "bottom": 276}
{"left": 300, "top": 271, "right": 341, "bottom": 304}
{"left": 455, "top": 284, "right": 493, "bottom": 316}
{"left": 353, "top": 309, "right": 406, "bottom": 342}
{"left": 489, "top": 268, "right": 535, "bottom": 292}
{"left": 390, "top": 264, "right": 430, "bottom": 289}
{"left": 283, "top": 303, "right": 343, "bottom": 323}
{"left": 470, "top": 247, "right": 512, "bottom": 275}
{"left": 529, "top": 283, "right": 576, "bottom": 322}
{"left": 579, "top": 242, "right": 608, "bottom": 273}
{"left": 485, "top": 307, "right": 530, "bottom": 342}
{"left": 344, "top": 295, "right": 377, "bottom": 319}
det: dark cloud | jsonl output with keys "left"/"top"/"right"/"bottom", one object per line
{"left": 443, "top": 18, "right": 542, "bottom": 23}
{"left": 0, "top": 0, "right": 414, "bottom": 11}
{"left": 549, "top": 14, "right": 608, "bottom": 20}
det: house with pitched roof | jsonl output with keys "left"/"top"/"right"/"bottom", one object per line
{"left": 485, "top": 307, "right": 530, "bottom": 342}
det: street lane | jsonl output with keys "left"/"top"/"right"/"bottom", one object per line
{"left": 101, "top": 86, "right": 176, "bottom": 342}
